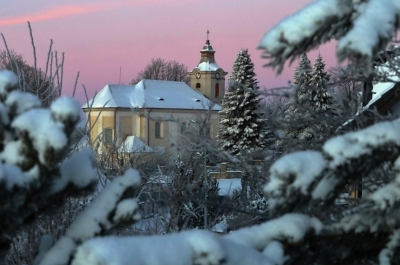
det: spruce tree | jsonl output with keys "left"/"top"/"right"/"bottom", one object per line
{"left": 218, "top": 49, "right": 269, "bottom": 156}
{"left": 309, "top": 54, "right": 335, "bottom": 114}
{"left": 279, "top": 54, "right": 336, "bottom": 151}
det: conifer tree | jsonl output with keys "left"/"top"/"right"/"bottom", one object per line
{"left": 309, "top": 54, "right": 335, "bottom": 114}
{"left": 218, "top": 49, "right": 269, "bottom": 156}
{"left": 280, "top": 54, "right": 335, "bottom": 149}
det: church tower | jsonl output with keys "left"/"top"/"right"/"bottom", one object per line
{"left": 188, "top": 31, "right": 227, "bottom": 104}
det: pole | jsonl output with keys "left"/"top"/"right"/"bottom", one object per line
{"left": 204, "top": 147, "right": 208, "bottom": 229}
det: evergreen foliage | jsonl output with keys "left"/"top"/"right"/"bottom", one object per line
{"left": 219, "top": 49, "right": 270, "bottom": 156}
{"left": 0, "top": 70, "right": 97, "bottom": 263}
{"left": 279, "top": 54, "right": 336, "bottom": 150}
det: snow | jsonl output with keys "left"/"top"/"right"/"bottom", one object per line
{"left": 83, "top": 80, "right": 221, "bottom": 111}
{"left": 39, "top": 237, "right": 76, "bottom": 265}
{"left": 225, "top": 213, "right": 322, "bottom": 251}
{"left": 212, "top": 219, "right": 229, "bottom": 233}
{"left": 72, "top": 231, "right": 221, "bottom": 265}
{"left": 12, "top": 109, "right": 67, "bottom": 166}
{"left": 217, "top": 178, "right": 241, "bottom": 196}
{"left": 51, "top": 96, "right": 81, "bottom": 124}
{"left": 379, "top": 229, "right": 400, "bottom": 265}
{"left": 0, "top": 70, "right": 18, "bottom": 95}
{"left": 323, "top": 119, "right": 400, "bottom": 167}
{"left": 52, "top": 148, "right": 97, "bottom": 193}
{"left": 113, "top": 198, "right": 141, "bottom": 223}
{"left": 259, "top": 0, "right": 351, "bottom": 59}
{"left": 72, "top": 230, "right": 275, "bottom": 265}
{"left": 0, "top": 163, "right": 31, "bottom": 189}
{"left": 0, "top": 140, "right": 27, "bottom": 166}
{"left": 196, "top": 61, "right": 221, "bottom": 71}
{"left": 265, "top": 151, "right": 326, "bottom": 201}
{"left": 66, "top": 169, "right": 141, "bottom": 241}
{"left": 368, "top": 183, "right": 400, "bottom": 211}
{"left": 263, "top": 241, "right": 288, "bottom": 265}
{"left": 364, "top": 61, "right": 400, "bottom": 109}
{"left": 338, "top": 0, "right": 400, "bottom": 65}
{"left": 311, "top": 175, "right": 339, "bottom": 200}
{"left": 118, "top": 136, "right": 153, "bottom": 153}
{"left": 6, "top": 90, "right": 41, "bottom": 115}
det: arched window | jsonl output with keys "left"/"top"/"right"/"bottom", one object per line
{"left": 215, "top": 83, "right": 220, "bottom": 97}
{"left": 196, "top": 83, "right": 201, "bottom": 89}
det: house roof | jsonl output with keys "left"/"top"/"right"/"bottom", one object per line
{"left": 118, "top": 136, "right": 153, "bottom": 153}
{"left": 83, "top": 79, "right": 220, "bottom": 111}
{"left": 365, "top": 64, "right": 400, "bottom": 110}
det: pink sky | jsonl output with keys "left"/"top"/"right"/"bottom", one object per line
{"left": 1, "top": 0, "right": 337, "bottom": 104}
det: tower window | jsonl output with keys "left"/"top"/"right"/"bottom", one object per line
{"left": 196, "top": 83, "right": 201, "bottom": 89}
{"left": 215, "top": 83, "right": 220, "bottom": 97}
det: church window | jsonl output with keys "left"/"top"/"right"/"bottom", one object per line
{"left": 196, "top": 83, "right": 201, "bottom": 89}
{"left": 181, "top": 122, "right": 186, "bottom": 134}
{"left": 155, "top": 122, "right": 163, "bottom": 138}
{"left": 103, "top": 127, "right": 113, "bottom": 144}
{"left": 215, "top": 83, "right": 220, "bottom": 97}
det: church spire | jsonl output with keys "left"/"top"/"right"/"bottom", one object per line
{"left": 200, "top": 30, "right": 215, "bottom": 64}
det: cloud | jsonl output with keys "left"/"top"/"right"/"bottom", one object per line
{"left": 0, "top": 5, "right": 104, "bottom": 26}
{"left": 0, "top": 0, "right": 190, "bottom": 27}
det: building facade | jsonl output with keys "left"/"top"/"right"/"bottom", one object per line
{"left": 83, "top": 38, "right": 227, "bottom": 156}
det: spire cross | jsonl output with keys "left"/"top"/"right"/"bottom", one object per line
{"left": 207, "top": 29, "right": 209, "bottom": 41}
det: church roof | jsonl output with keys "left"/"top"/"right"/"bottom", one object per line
{"left": 83, "top": 79, "right": 221, "bottom": 111}
{"left": 196, "top": 61, "right": 221, "bottom": 71}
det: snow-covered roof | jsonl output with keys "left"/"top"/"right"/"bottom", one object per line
{"left": 195, "top": 62, "right": 221, "bottom": 71}
{"left": 118, "top": 136, "right": 153, "bottom": 153}
{"left": 218, "top": 178, "right": 241, "bottom": 196}
{"left": 365, "top": 66, "right": 400, "bottom": 109}
{"left": 83, "top": 80, "right": 220, "bottom": 111}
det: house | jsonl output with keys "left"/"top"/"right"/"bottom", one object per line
{"left": 82, "top": 36, "right": 228, "bottom": 156}
{"left": 343, "top": 50, "right": 400, "bottom": 200}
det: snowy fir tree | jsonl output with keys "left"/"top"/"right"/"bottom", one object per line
{"left": 219, "top": 49, "right": 270, "bottom": 156}
{"left": 283, "top": 53, "right": 313, "bottom": 124}
{"left": 279, "top": 54, "right": 336, "bottom": 150}
{"left": 309, "top": 54, "right": 335, "bottom": 114}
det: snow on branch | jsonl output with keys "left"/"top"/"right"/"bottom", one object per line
{"left": 39, "top": 169, "right": 142, "bottom": 265}
{"left": 264, "top": 119, "right": 400, "bottom": 217}
{"left": 71, "top": 214, "right": 321, "bottom": 265}
{"left": 0, "top": 70, "right": 97, "bottom": 261}
{"left": 259, "top": 0, "right": 400, "bottom": 74}
{"left": 259, "top": 0, "right": 353, "bottom": 72}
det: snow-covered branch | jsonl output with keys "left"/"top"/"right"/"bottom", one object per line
{"left": 259, "top": 0, "right": 400, "bottom": 74}
{"left": 0, "top": 70, "right": 96, "bottom": 262}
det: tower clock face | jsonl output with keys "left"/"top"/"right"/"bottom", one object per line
{"left": 196, "top": 72, "right": 201, "bottom": 79}
{"left": 215, "top": 72, "right": 220, "bottom": 79}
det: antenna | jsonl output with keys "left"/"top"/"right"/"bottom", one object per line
{"left": 119, "top": 66, "right": 121, "bottom": 84}
{"left": 207, "top": 29, "right": 209, "bottom": 41}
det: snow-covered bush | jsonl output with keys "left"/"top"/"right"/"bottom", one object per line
{"left": 0, "top": 70, "right": 97, "bottom": 263}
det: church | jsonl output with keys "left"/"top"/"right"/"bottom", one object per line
{"left": 82, "top": 36, "right": 228, "bottom": 155}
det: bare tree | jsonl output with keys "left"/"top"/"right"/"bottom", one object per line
{"left": 130, "top": 58, "right": 190, "bottom": 85}
{"left": 1, "top": 23, "right": 65, "bottom": 107}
